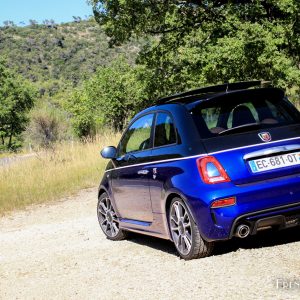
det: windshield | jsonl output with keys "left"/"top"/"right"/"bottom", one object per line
{"left": 191, "top": 88, "right": 300, "bottom": 139}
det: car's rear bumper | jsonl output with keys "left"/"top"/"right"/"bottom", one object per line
{"left": 229, "top": 202, "right": 300, "bottom": 238}
{"left": 194, "top": 173, "right": 300, "bottom": 241}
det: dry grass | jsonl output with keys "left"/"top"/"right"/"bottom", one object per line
{"left": 0, "top": 153, "right": 11, "bottom": 159}
{"left": 0, "top": 150, "right": 27, "bottom": 159}
{"left": 0, "top": 132, "right": 120, "bottom": 214}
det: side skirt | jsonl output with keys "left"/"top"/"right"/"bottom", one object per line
{"left": 119, "top": 213, "right": 171, "bottom": 240}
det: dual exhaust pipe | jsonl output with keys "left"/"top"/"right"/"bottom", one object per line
{"left": 235, "top": 224, "right": 250, "bottom": 238}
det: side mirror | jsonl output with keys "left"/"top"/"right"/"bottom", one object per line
{"left": 100, "top": 146, "right": 117, "bottom": 159}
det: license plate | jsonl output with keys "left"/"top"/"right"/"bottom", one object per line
{"left": 249, "top": 152, "right": 300, "bottom": 173}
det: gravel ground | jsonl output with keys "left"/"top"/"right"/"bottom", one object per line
{"left": 1, "top": 187, "right": 300, "bottom": 300}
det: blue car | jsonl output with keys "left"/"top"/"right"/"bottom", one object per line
{"left": 97, "top": 81, "right": 300, "bottom": 260}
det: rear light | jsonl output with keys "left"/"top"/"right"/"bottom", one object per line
{"left": 197, "top": 156, "right": 231, "bottom": 184}
{"left": 211, "top": 197, "right": 236, "bottom": 208}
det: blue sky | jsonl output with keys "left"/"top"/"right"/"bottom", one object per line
{"left": 0, "top": 0, "right": 93, "bottom": 25}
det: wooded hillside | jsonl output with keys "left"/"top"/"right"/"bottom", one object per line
{"left": 0, "top": 19, "right": 141, "bottom": 100}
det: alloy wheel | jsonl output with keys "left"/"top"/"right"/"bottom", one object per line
{"left": 170, "top": 201, "right": 192, "bottom": 256}
{"left": 97, "top": 197, "right": 119, "bottom": 238}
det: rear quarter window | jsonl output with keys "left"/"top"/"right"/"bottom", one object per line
{"left": 154, "top": 112, "right": 177, "bottom": 147}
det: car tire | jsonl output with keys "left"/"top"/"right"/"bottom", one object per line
{"left": 168, "top": 197, "right": 214, "bottom": 260}
{"left": 97, "top": 192, "right": 128, "bottom": 241}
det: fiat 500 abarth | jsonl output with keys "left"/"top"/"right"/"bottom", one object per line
{"left": 97, "top": 81, "right": 300, "bottom": 260}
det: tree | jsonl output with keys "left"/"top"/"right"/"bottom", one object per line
{"left": 29, "top": 19, "right": 38, "bottom": 27}
{"left": 91, "top": 0, "right": 300, "bottom": 96}
{"left": 66, "top": 57, "right": 150, "bottom": 136}
{"left": 0, "top": 61, "right": 36, "bottom": 150}
{"left": 3, "top": 20, "right": 15, "bottom": 27}
{"left": 72, "top": 16, "right": 82, "bottom": 23}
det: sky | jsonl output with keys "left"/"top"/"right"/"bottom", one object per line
{"left": 0, "top": 0, "right": 93, "bottom": 25}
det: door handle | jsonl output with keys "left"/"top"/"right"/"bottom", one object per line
{"left": 137, "top": 170, "right": 149, "bottom": 175}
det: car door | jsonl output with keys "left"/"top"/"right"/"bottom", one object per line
{"left": 149, "top": 112, "right": 182, "bottom": 213}
{"left": 111, "top": 113, "right": 155, "bottom": 222}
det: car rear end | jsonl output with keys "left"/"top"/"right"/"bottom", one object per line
{"left": 189, "top": 87, "right": 300, "bottom": 240}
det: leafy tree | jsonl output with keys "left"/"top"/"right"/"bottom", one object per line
{"left": 3, "top": 20, "right": 15, "bottom": 27}
{"left": 29, "top": 19, "right": 38, "bottom": 27}
{"left": 72, "top": 16, "right": 82, "bottom": 23}
{"left": 92, "top": 0, "right": 300, "bottom": 96}
{"left": 0, "top": 61, "right": 36, "bottom": 149}
{"left": 66, "top": 57, "right": 150, "bottom": 136}
{"left": 66, "top": 89, "right": 96, "bottom": 137}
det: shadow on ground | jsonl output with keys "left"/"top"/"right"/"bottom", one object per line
{"left": 214, "top": 227, "right": 300, "bottom": 256}
{"left": 128, "top": 233, "right": 178, "bottom": 256}
{"left": 127, "top": 227, "right": 300, "bottom": 258}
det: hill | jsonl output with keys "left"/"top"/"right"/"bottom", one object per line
{"left": 0, "top": 19, "right": 141, "bottom": 101}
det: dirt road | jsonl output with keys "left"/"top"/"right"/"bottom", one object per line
{"left": 1, "top": 188, "right": 300, "bottom": 300}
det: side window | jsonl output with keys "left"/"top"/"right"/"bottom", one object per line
{"left": 154, "top": 113, "right": 177, "bottom": 147}
{"left": 119, "top": 114, "right": 154, "bottom": 156}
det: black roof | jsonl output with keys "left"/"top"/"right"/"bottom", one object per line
{"left": 157, "top": 81, "right": 271, "bottom": 105}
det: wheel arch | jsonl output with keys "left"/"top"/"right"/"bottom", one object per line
{"left": 164, "top": 190, "right": 197, "bottom": 224}
{"left": 165, "top": 193, "right": 180, "bottom": 215}
{"left": 98, "top": 186, "right": 109, "bottom": 199}
{"left": 164, "top": 190, "right": 211, "bottom": 242}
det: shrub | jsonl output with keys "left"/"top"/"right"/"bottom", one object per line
{"left": 25, "top": 105, "right": 72, "bottom": 148}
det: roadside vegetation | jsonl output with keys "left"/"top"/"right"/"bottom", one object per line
{"left": 1, "top": 3, "right": 299, "bottom": 151}
{"left": 0, "top": 132, "right": 120, "bottom": 214}
{"left": 0, "top": 18, "right": 141, "bottom": 151}
{"left": 0, "top": 1, "right": 299, "bottom": 212}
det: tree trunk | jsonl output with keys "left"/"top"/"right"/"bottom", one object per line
{"left": 8, "top": 126, "right": 13, "bottom": 148}
{"left": 8, "top": 134, "right": 13, "bottom": 148}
